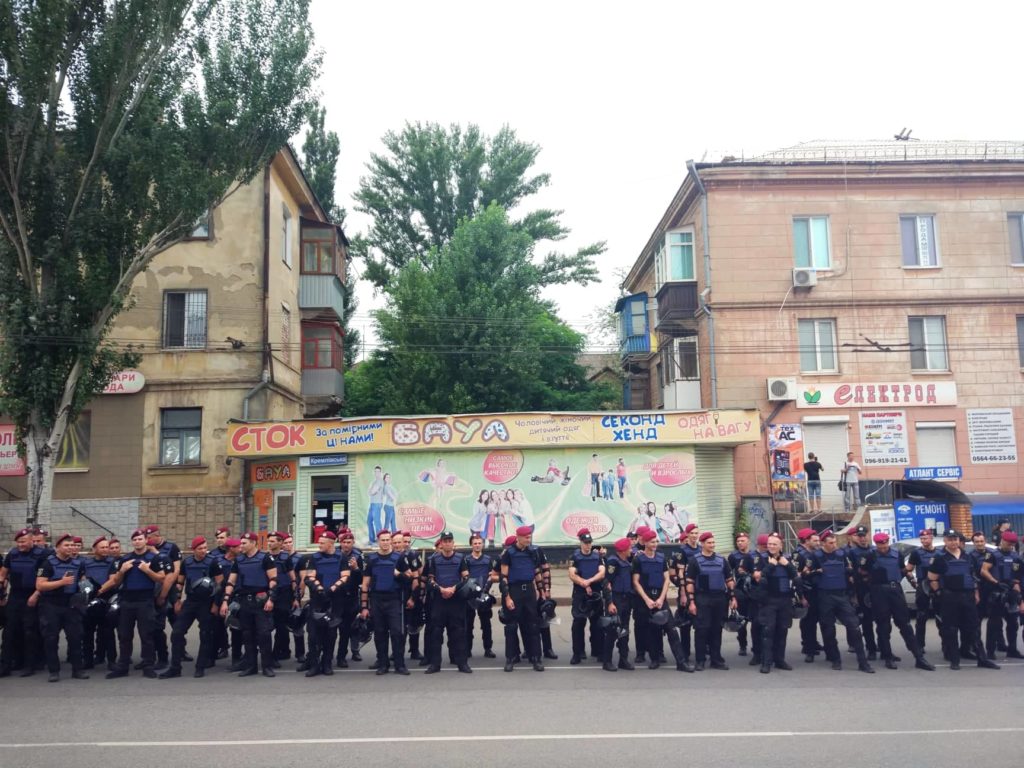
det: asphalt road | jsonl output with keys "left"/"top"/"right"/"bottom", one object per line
{"left": 2, "top": 622, "right": 1023, "bottom": 768}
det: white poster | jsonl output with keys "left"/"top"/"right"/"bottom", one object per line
{"left": 967, "top": 408, "right": 1018, "bottom": 464}
{"left": 859, "top": 411, "right": 909, "bottom": 466}
{"left": 871, "top": 507, "right": 897, "bottom": 542}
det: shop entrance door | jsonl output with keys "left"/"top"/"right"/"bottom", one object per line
{"left": 275, "top": 490, "right": 294, "bottom": 535}
{"left": 311, "top": 474, "right": 349, "bottom": 540}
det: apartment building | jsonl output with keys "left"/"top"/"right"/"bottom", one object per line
{"left": 616, "top": 140, "right": 1024, "bottom": 525}
{"left": 0, "top": 147, "right": 347, "bottom": 543}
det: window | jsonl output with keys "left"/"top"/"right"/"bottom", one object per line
{"left": 160, "top": 408, "right": 201, "bottom": 466}
{"left": 162, "top": 290, "right": 207, "bottom": 348}
{"left": 654, "top": 229, "right": 695, "bottom": 286}
{"left": 55, "top": 411, "right": 90, "bottom": 471}
{"left": 301, "top": 227, "right": 336, "bottom": 274}
{"left": 302, "top": 324, "right": 343, "bottom": 371}
{"left": 1017, "top": 316, "right": 1024, "bottom": 367}
{"left": 281, "top": 204, "right": 293, "bottom": 267}
{"left": 281, "top": 304, "right": 291, "bottom": 352}
{"left": 909, "top": 316, "right": 948, "bottom": 371}
{"left": 619, "top": 295, "right": 647, "bottom": 339}
{"left": 189, "top": 209, "right": 211, "bottom": 239}
{"left": 798, "top": 319, "right": 838, "bottom": 373}
{"left": 1009, "top": 214, "right": 1024, "bottom": 265}
{"left": 900, "top": 215, "right": 939, "bottom": 267}
{"left": 793, "top": 216, "right": 831, "bottom": 269}
{"left": 915, "top": 423, "right": 957, "bottom": 467}
{"left": 663, "top": 334, "right": 699, "bottom": 382}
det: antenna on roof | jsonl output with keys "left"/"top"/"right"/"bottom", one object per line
{"left": 894, "top": 128, "right": 913, "bottom": 141}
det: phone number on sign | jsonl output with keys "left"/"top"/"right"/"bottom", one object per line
{"left": 863, "top": 456, "right": 907, "bottom": 465}
{"left": 971, "top": 454, "right": 1017, "bottom": 463}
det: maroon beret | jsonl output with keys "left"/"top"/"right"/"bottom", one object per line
{"left": 92, "top": 536, "right": 108, "bottom": 548}
{"left": 1001, "top": 531, "right": 1019, "bottom": 544}
{"left": 503, "top": 535, "right": 517, "bottom": 547}
{"left": 639, "top": 529, "right": 658, "bottom": 543}
{"left": 191, "top": 536, "right": 206, "bottom": 549}
{"left": 240, "top": 532, "right": 258, "bottom": 542}
{"left": 320, "top": 531, "right": 337, "bottom": 541}
{"left": 614, "top": 537, "right": 632, "bottom": 552}
{"left": 144, "top": 525, "right": 159, "bottom": 535}
{"left": 684, "top": 523, "right": 698, "bottom": 533}
{"left": 225, "top": 537, "right": 242, "bottom": 547}
{"left": 515, "top": 525, "right": 533, "bottom": 537}
{"left": 215, "top": 526, "right": 230, "bottom": 535}
{"left": 14, "top": 527, "right": 32, "bottom": 540}
{"left": 699, "top": 531, "right": 714, "bottom": 542}
{"left": 131, "top": 529, "right": 146, "bottom": 539}
{"left": 55, "top": 532, "right": 74, "bottom": 546}
{"left": 797, "top": 528, "right": 815, "bottom": 541}
{"left": 873, "top": 532, "right": 890, "bottom": 544}
{"left": 756, "top": 534, "right": 769, "bottom": 546}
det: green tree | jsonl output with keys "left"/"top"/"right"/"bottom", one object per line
{"left": 344, "top": 205, "right": 617, "bottom": 416}
{"left": 0, "top": 0, "right": 321, "bottom": 523}
{"left": 354, "top": 121, "right": 603, "bottom": 288}
{"left": 299, "top": 104, "right": 359, "bottom": 369}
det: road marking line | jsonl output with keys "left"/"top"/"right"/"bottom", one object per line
{"left": 3, "top": 727, "right": 1023, "bottom": 749}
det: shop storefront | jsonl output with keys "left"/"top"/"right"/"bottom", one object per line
{"left": 228, "top": 410, "right": 760, "bottom": 549}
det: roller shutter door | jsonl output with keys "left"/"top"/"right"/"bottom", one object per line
{"left": 695, "top": 446, "right": 736, "bottom": 552}
{"left": 802, "top": 421, "right": 849, "bottom": 509}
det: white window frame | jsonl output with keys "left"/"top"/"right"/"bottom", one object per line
{"left": 909, "top": 315, "right": 949, "bottom": 372}
{"left": 900, "top": 214, "right": 940, "bottom": 268}
{"left": 281, "top": 203, "right": 293, "bottom": 267}
{"left": 189, "top": 209, "right": 212, "bottom": 239}
{"left": 162, "top": 290, "right": 208, "bottom": 349}
{"left": 663, "top": 334, "right": 699, "bottom": 382}
{"left": 797, "top": 318, "right": 839, "bottom": 373}
{"left": 654, "top": 228, "right": 695, "bottom": 289}
{"left": 793, "top": 215, "right": 832, "bottom": 270}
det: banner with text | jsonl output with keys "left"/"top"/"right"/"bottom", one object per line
{"left": 0, "top": 424, "right": 24, "bottom": 476}
{"left": 967, "top": 408, "right": 1018, "bottom": 464}
{"left": 767, "top": 423, "right": 805, "bottom": 502}
{"left": 859, "top": 411, "right": 909, "bottom": 466}
{"left": 796, "top": 382, "right": 956, "bottom": 409}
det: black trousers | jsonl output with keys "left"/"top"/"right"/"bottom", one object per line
{"left": 83, "top": 609, "right": 116, "bottom": 667}
{"left": 913, "top": 587, "right": 934, "bottom": 651}
{"left": 939, "top": 590, "right": 987, "bottom": 664}
{"left": 748, "top": 595, "right": 763, "bottom": 659}
{"left": 152, "top": 600, "right": 171, "bottom": 664}
{"left": 817, "top": 590, "right": 867, "bottom": 664}
{"left": 986, "top": 597, "right": 1021, "bottom": 655}
{"left": 633, "top": 596, "right": 683, "bottom": 664}
{"left": 603, "top": 592, "right": 633, "bottom": 663}
{"left": 855, "top": 586, "right": 877, "bottom": 654}
{"left": 758, "top": 594, "right": 794, "bottom": 665}
{"left": 170, "top": 598, "right": 215, "bottom": 670}
{"left": 0, "top": 594, "right": 41, "bottom": 671}
{"left": 115, "top": 599, "right": 156, "bottom": 672}
{"left": 466, "top": 601, "right": 494, "bottom": 653}
{"left": 799, "top": 592, "right": 821, "bottom": 652}
{"left": 428, "top": 594, "right": 468, "bottom": 666}
{"left": 271, "top": 588, "right": 293, "bottom": 659}
{"left": 237, "top": 595, "right": 274, "bottom": 671}
{"left": 693, "top": 592, "right": 728, "bottom": 664}
{"left": 570, "top": 588, "right": 601, "bottom": 657}
{"left": 334, "top": 593, "right": 359, "bottom": 663}
{"left": 504, "top": 582, "right": 540, "bottom": 661}
{"left": 40, "top": 601, "right": 84, "bottom": 674}
{"left": 370, "top": 592, "right": 406, "bottom": 669}
{"left": 871, "top": 584, "right": 921, "bottom": 660}
{"left": 735, "top": 595, "right": 752, "bottom": 651}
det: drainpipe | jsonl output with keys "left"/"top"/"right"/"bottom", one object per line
{"left": 687, "top": 160, "right": 717, "bottom": 409}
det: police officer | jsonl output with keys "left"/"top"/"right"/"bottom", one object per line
{"left": 299, "top": 530, "right": 350, "bottom": 677}
{"left": 809, "top": 530, "right": 874, "bottom": 673}
{"left": 727, "top": 532, "right": 752, "bottom": 657}
{"left": 335, "top": 529, "right": 363, "bottom": 667}
{"left": 81, "top": 536, "right": 116, "bottom": 671}
{"left": 685, "top": 531, "right": 736, "bottom": 671}
{"left": 217, "top": 537, "right": 245, "bottom": 670}
{"left": 0, "top": 527, "right": 46, "bottom": 676}
{"left": 209, "top": 526, "right": 231, "bottom": 660}
{"left": 266, "top": 531, "right": 293, "bottom": 662}
{"left": 906, "top": 528, "right": 941, "bottom": 653}
{"left": 285, "top": 534, "right": 310, "bottom": 664}
{"left": 392, "top": 531, "right": 424, "bottom": 666}
{"left": 631, "top": 528, "right": 692, "bottom": 672}
{"left": 793, "top": 528, "right": 823, "bottom": 662}
{"left": 752, "top": 533, "right": 797, "bottom": 674}
{"left": 159, "top": 536, "right": 223, "bottom": 679}
{"left": 35, "top": 533, "right": 89, "bottom": 682}
{"left": 862, "top": 532, "right": 934, "bottom": 671}
{"left": 535, "top": 542, "right": 558, "bottom": 661}
{"left": 144, "top": 526, "right": 181, "bottom": 670}
{"left": 360, "top": 530, "right": 411, "bottom": 675}
{"left": 980, "top": 530, "right": 1023, "bottom": 659}
{"left": 424, "top": 530, "right": 471, "bottom": 673}
{"left": 927, "top": 529, "right": 999, "bottom": 670}
{"left": 845, "top": 524, "right": 878, "bottom": 660}
{"left": 675, "top": 524, "right": 700, "bottom": 664}
{"left": 465, "top": 533, "right": 498, "bottom": 659}
{"left": 105, "top": 529, "right": 167, "bottom": 678}
{"left": 568, "top": 528, "right": 605, "bottom": 665}
{"left": 221, "top": 532, "right": 277, "bottom": 677}
{"left": 499, "top": 525, "right": 545, "bottom": 672}
{"left": 602, "top": 537, "right": 635, "bottom": 671}
{"left": 745, "top": 533, "right": 770, "bottom": 666}
{"left": 33, "top": 527, "right": 53, "bottom": 555}
{"left": 967, "top": 531, "right": 991, "bottom": 658}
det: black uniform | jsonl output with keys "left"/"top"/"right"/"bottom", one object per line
{"left": 0, "top": 545, "right": 45, "bottom": 674}
{"left": 303, "top": 549, "right": 350, "bottom": 675}
{"left": 810, "top": 548, "right": 871, "bottom": 670}
{"left": 928, "top": 548, "right": 997, "bottom": 669}
{"left": 152, "top": 539, "right": 182, "bottom": 667}
{"left": 536, "top": 547, "right": 557, "bottom": 659}
{"left": 982, "top": 548, "right": 1023, "bottom": 658}
{"left": 631, "top": 550, "right": 689, "bottom": 671}
{"left": 744, "top": 549, "right": 768, "bottom": 663}
{"left": 753, "top": 553, "right": 798, "bottom": 672}
{"left": 569, "top": 548, "right": 604, "bottom": 661}
{"left": 269, "top": 550, "right": 294, "bottom": 660}
{"left": 425, "top": 550, "right": 470, "bottom": 669}
{"left": 727, "top": 549, "right": 752, "bottom": 655}
{"left": 863, "top": 548, "right": 927, "bottom": 666}
{"left": 208, "top": 545, "right": 232, "bottom": 659}
{"left": 363, "top": 550, "right": 409, "bottom": 674}
{"left": 230, "top": 551, "right": 277, "bottom": 675}
{"left": 335, "top": 547, "right": 363, "bottom": 665}
{"left": 675, "top": 543, "right": 699, "bottom": 661}
{"left": 289, "top": 550, "right": 310, "bottom": 662}
{"left": 906, "top": 544, "right": 941, "bottom": 651}
{"left": 465, "top": 552, "right": 498, "bottom": 657}
{"left": 792, "top": 545, "right": 822, "bottom": 656}
{"left": 109, "top": 550, "right": 166, "bottom": 677}
{"left": 500, "top": 544, "right": 544, "bottom": 666}
{"left": 686, "top": 552, "right": 733, "bottom": 667}
{"left": 846, "top": 543, "right": 878, "bottom": 657}
{"left": 166, "top": 553, "right": 222, "bottom": 675}
{"left": 968, "top": 546, "right": 991, "bottom": 655}
{"left": 37, "top": 553, "right": 87, "bottom": 677}
{"left": 602, "top": 551, "right": 634, "bottom": 667}
{"left": 399, "top": 548, "right": 424, "bottom": 662}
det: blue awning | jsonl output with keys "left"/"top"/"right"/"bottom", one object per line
{"left": 968, "top": 495, "right": 1024, "bottom": 518}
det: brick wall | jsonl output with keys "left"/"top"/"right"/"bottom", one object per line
{"left": 139, "top": 495, "right": 241, "bottom": 547}
{"left": 0, "top": 498, "right": 139, "bottom": 544}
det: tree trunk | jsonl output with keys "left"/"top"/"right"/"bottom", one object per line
{"left": 24, "top": 360, "right": 82, "bottom": 526}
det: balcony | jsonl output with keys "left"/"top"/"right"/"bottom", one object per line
{"left": 619, "top": 334, "right": 651, "bottom": 359}
{"left": 655, "top": 282, "right": 699, "bottom": 329}
{"left": 302, "top": 367, "right": 344, "bottom": 399}
{"left": 299, "top": 274, "right": 344, "bottom": 322}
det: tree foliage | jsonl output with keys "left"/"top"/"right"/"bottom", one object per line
{"left": 0, "top": 0, "right": 321, "bottom": 521}
{"left": 354, "top": 121, "right": 603, "bottom": 288}
{"left": 344, "top": 205, "right": 617, "bottom": 416}
{"left": 299, "top": 104, "right": 359, "bottom": 368}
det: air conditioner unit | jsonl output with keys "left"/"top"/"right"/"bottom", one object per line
{"left": 792, "top": 268, "right": 817, "bottom": 288}
{"left": 767, "top": 377, "right": 797, "bottom": 401}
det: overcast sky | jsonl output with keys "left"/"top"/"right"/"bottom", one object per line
{"left": 310, "top": 0, "right": 1021, "bottom": 357}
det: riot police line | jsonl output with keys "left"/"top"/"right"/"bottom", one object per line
{"left": 0, "top": 519, "right": 1020, "bottom": 682}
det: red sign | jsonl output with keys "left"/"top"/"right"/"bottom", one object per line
{"left": 251, "top": 461, "right": 297, "bottom": 484}
{"left": 230, "top": 423, "right": 307, "bottom": 453}
{"left": 482, "top": 450, "right": 524, "bottom": 484}
{"left": 0, "top": 425, "right": 24, "bottom": 476}
{"left": 396, "top": 503, "right": 445, "bottom": 540}
{"left": 560, "top": 511, "right": 614, "bottom": 539}
{"left": 103, "top": 370, "right": 145, "bottom": 395}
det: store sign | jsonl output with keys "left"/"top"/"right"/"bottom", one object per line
{"left": 904, "top": 466, "right": 962, "bottom": 481}
{"left": 103, "top": 370, "right": 145, "bottom": 394}
{"left": 871, "top": 507, "right": 897, "bottom": 542}
{"left": 859, "top": 411, "right": 909, "bottom": 466}
{"left": 767, "top": 423, "right": 805, "bottom": 502}
{"left": 894, "top": 500, "right": 949, "bottom": 541}
{"left": 299, "top": 455, "right": 349, "bottom": 467}
{"left": 0, "top": 424, "right": 24, "bottom": 476}
{"left": 251, "top": 460, "right": 296, "bottom": 484}
{"left": 226, "top": 410, "right": 760, "bottom": 458}
{"left": 967, "top": 408, "right": 1018, "bottom": 464}
{"left": 797, "top": 382, "right": 956, "bottom": 408}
